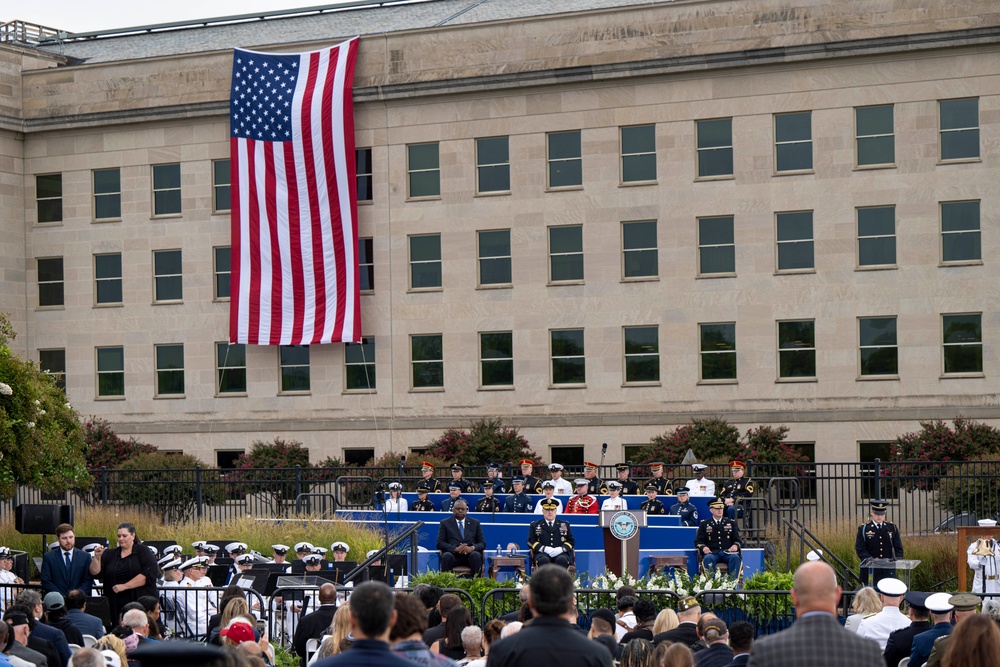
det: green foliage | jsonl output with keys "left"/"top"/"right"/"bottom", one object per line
{"left": 272, "top": 645, "right": 297, "bottom": 667}
{"left": 429, "top": 417, "right": 542, "bottom": 467}
{"left": 84, "top": 417, "right": 157, "bottom": 469}
{"left": 408, "top": 571, "right": 519, "bottom": 622}
{"left": 233, "top": 437, "right": 312, "bottom": 500}
{"left": 889, "top": 417, "right": 1000, "bottom": 491}
{"left": 636, "top": 418, "right": 807, "bottom": 466}
{"left": 936, "top": 461, "right": 1000, "bottom": 518}
{"left": 0, "top": 314, "right": 89, "bottom": 499}
{"left": 112, "top": 451, "right": 224, "bottom": 524}
{"left": 236, "top": 437, "right": 312, "bottom": 468}
{"left": 743, "top": 570, "right": 795, "bottom": 591}
{"left": 741, "top": 425, "right": 808, "bottom": 463}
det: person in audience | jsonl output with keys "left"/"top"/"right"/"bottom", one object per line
{"left": 417, "top": 462, "right": 442, "bottom": 493}
{"left": 65, "top": 590, "right": 105, "bottom": 640}
{"left": 121, "top": 609, "right": 151, "bottom": 653}
{"left": 41, "top": 593, "right": 84, "bottom": 647}
{"left": 588, "top": 609, "right": 619, "bottom": 661}
{"left": 293, "top": 584, "right": 337, "bottom": 667}
{"left": 385, "top": 483, "right": 408, "bottom": 513}
{"left": 615, "top": 594, "right": 638, "bottom": 641}
{"left": 14, "top": 591, "right": 72, "bottom": 667}
{"left": 659, "top": 643, "right": 695, "bottom": 667}
{"left": 500, "top": 589, "right": 528, "bottom": 624}
{"left": 547, "top": 464, "right": 573, "bottom": 495}
{"left": 909, "top": 593, "right": 955, "bottom": 667}
{"left": 448, "top": 464, "right": 471, "bottom": 493}
{"left": 719, "top": 462, "right": 754, "bottom": 521}
{"left": 439, "top": 484, "right": 465, "bottom": 513}
{"left": 503, "top": 478, "right": 532, "bottom": 513}
{"left": 482, "top": 464, "right": 506, "bottom": 494}
{"left": 685, "top": 465, "right": 715, "bottom": 498}
{"left": 619, "top": 638, "right": 654, "bottom": 667}
{"left": 311, "top": 605, "right": 352, "bottom": 663}
{"left": 93, "top": 634, "right": 128, "bottom": 667}
{"left": 922, "top": 593, "right": 980, "bottom": 667}
{"left": 639, "top": 483, "right": 666, "bottom": 516}
{"left": 178, "top": 556, "right": 215, "bottom": 638}
{"left": 474, "top": 482, "right": 502, "bottom": 513}
{"left": 601, "top": 481, "right": 628, "bottom": 511}
{"left": 883, "top": 592, "right": 931, "bottom": 667}
{"left": 466, "top": 619, "right": 503, "bottom": 667}
{"left": 430, "top": 606, "right": 472, "bottom": 661}
{"left": 856, "top": 578, "right": 909, "bottom": 650}
{"left": 389, "top": 594, "right": 456, "bottom": 667}
{"left": 844, "top": 587, "right": 882, "bottom": 633}
{"left": 4, "top": 610, "right": 51, "bottom": 667}
{"left": 413, "top": 484, "right": 436, "bottom": 511}
{"left": 693, "top": 617, "right": 731, "bottom": 667}
{"left": 583, "top": 462, "right": 608, "bottom": 496}
{"left": 653, "top": 597, "right": 700, "bottom": 647}
{"left": 565, "top": 479, "right": 599, "bottom": 515}
{"left": 424, "top": 595, "right": 461, "bottom": 647}
{"left": 499, "top": 621, "right": 522, "bottom": 639}
{"left": 652, "top": 608, "right": 679, "bottom": 636}
{"left": 455, "top": 625, "right": 482, "bottom": 665}
{"left": 620, "top": 599, "right": 656, "bottom": 644}
{"left": 723, "top": 621, "right": 753, "bottom": 667}
{"left": 940, "top": 613, "right": 1000, "bottom": 667}
{"left": 67, "top": 646, "right": 103, "bottom": 667}
{"left": 519, "top": 460, "right": 543, "bottom": 495}
{"left": 312, "top": 581, "right": 411, "bottom": 667}
{"left": 135, "top": 597, "right": 164, "bottom": 641}
{"left": 668, "top": 488, "right": 699, "bottom": 527}
{"left": 614, "top": 463, "right": 640, "bottom": 495}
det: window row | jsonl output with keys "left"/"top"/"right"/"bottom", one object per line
{"left": 40, "top": 314, "right": 984, "bottom": 399}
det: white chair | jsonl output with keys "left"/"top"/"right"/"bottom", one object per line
{"left": 898, "top": 658, "right": 909, "bottom": 667}
{"left": 69, "top": 644, "right": 82, "bottom": 653}
{"left": 82, "top": 634, "right": 98, "bottom": 647}
{"left": 305, "top": 637, "right": 322, "bottom": 665}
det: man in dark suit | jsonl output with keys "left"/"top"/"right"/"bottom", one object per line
{"left": 746, "top": 561, "right": 883, "bottom": 667}
{"left": 723, "top": 621, "right": 754, "bottom": 667}
{"left": 883, "top": 591, "right": 931, "bottom": 667}
{"left": 653, "top": 596, "right": 701, "bottom": 646}
{"left": 293, "top": 583, "right": 338, "bottom": 667}
{"left": 436, "top": 500, "right": 485, "bottom": 574}
{"left": 312, "top": 582, "right": 412, "bottom": 667}
{"left": 41, "top": 523, "right": 96, "bottom": 597}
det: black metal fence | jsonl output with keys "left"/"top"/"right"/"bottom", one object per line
{"left": 4, "top": 459, "right": 997, "bottom": 534}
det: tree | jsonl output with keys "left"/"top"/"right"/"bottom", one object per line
{"left": 889, "top": 417, "right": 1000, "bottom": 491}
{"left": 429, "top": 417, "right": 542, "bottom": 467}
{"left": 636, "top": 417, "right": 741, "bottom": 464}
{"left": 0, "top": 313, "right": 89, "bottom": 499}
{"left": 232, "top": 437, "right": 312, "bottom": 501}
{"left": 84, "top": 417, "right": 157, "bottom": 469}
{"left": 111, "top": 451, "right": 224, "bottom": 523}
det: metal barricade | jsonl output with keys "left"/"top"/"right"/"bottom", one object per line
{"left": 156, "top": 584, "right": 266, "bottom": 642}
{"left": 694, "top": 589, "right": 796, "bottom": 637}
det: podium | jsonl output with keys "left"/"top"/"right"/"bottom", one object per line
{"left": 600, "top": 510, "right": 646, "bottom": 577}
{"left": 860, "top": 558, "right": 920, "bottom": 588}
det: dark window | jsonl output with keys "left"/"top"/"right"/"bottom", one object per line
{"left": 624, "top": 326, "right": 659, "bottom": 383}
{"left": 941, "top": 200, "right": 981, "bottom": 263}
{"left": 856, "top": 106, "right": 894, "bottom": 166}
{"left": 96, "top": 346, "right": 125, "bottom": 397}
{"left": 37, "top": 257, "right": 64, "bottom": 307}
{"left": 153, "top": 250, "right": 183, "bottom": 302}
{"left": 36, "top": 174, "right": 63, "bottom": 223}
{"left": 217, "top": 343, "right": 247, "bottom": 394}
{"left": 478, "top": 229, "right": 512, "bottom": 286}
{"left": 345, "top": 449, "right": 375, "bottom": 466}
{"left": 358, "top": 238, "right": 374, "bottom": 291}
{"left": 551, "top": 329, "right": 585, "bottom": 385}
{"left": 622, "top": 221, "right": 657, "bottom": 279}
{"left": 155, "top": 344, "right": 185, "bottom": 396}
{"left": 940, "top": 98, "right": 979, "bottom": 160}
{"left": 857, "top": 206, "right": 896, "bottom": 267}
{"left": 38, "top": 349, "right": 66, "bottom": 390}
{"left": 700, "top": 323, "right": 737, "bottom": 381}
{"left": 411, "top": 335, "right": 443, "bottom": 389}
{"left": 213, "top": 160, "right": 231, "bottom": 213}
{"left": 214, "top": 247, "right": 231, "bottom": 299}
{"left": 775, "top": 112, "right": 812, "bottom": 172}
{"left": 776, "top": 211, "right": 814, "bottom": 271}
{"left": 480, "top": 331, "right": 514, "bottom": 387}
{"left": 94, "top": 168, "right": 122, "bottom": 220}
{"left": 345, "top": 337, "right": 376, "bottom": 391}
{"left": 152, "top": 164, "right": 181, "bottom": 215}
{"left": 697, "top": 118, "right": 733, "bottom": 177}
{"left": 279, "top": 345, "right": 311, "bottom": 392}
{"left": 778, "top": 320, "right": 816, "bottom": 379}
{"left": 216, "top": 451, "right": 243, "bottom": 469}
{"left": 547, "top": 131, "right": 582, "bottom": 188}
{"left": 621, "top": 125, "right": 656, "bottom": 183}
{"left": 550, "top": 446, "right": 584, "bottom": 468}
{"left": 356, "top": 148, "right": 373, "bottom": 202}
{"left": 408, "top": 143, "right": 440, "bottom": 198}
{"left": 95, "top": 253, "right": 123, "bottom": 305}
{"left": 943, "top": 313, "right": 982, "bottom": 374}
{"left": 476, "top": 137, "right": 510, "bottom": 193}
{"left": 549, "top": 225, "right": 583, "bottom": 282}
{"left": 698, "top": 216, "right": 735, "bottom": 275}
{"left": 409, "top": 234, "right": 442, "bottom": 289}
{"left": 859, "top": 317, "right": 898, "bottom": 376}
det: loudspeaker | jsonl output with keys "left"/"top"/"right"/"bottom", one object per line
{"left": 15, "top": 504, "right": 73, "bottom": 534}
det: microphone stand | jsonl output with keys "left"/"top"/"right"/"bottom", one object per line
{"left": 397, "top": 457, "right": 405, "bottom": 522}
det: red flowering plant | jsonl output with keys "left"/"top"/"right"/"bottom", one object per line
{"left": 430, "top": 417, "right": 543, "bottom": 472}
{"left": 887, "top": 417, "right": 1000, "bottom": 492}
{"left": 84, "top": 417, "right": 157, "bottom": 470}
{"left": 230, "top": 437, "right": 312, "bottom": 500}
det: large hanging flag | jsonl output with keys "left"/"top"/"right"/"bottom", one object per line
{"left": 229, "top": 37, "right": 362, "bottom": 345}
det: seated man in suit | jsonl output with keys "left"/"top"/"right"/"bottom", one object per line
{"left": 436, "top": 500, "right": 485, "bottom": 575}
{"left": 41, "top": 523, "right": 97, "bottom": 596}
{"left": 528, "top": 498, "right": 575, "bottom": 568}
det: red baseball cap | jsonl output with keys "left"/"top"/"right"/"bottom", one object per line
{"left": 220, "top": 621, "right": 255, "bottom": 644}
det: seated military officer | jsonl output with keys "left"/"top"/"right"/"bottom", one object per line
{"left": 695, "top": 498, "right": 742, "bottom": 574}
{"left": 668, "top": 487, "right": 699, "bottom": 526}
{"left": 720, "top": 461, "right": 754, "bottom": 520}
{"left": 639, "top": 481, "right": 666, "bottom": 515}
{"left": 475, "top": 481, "right": 502, "bottom": 513}
{"left": 412, "top": 483, "right": 436, "bottom": 511}
{"left": 439, "top": 483, "right": 464, "bottom": 512}
{"left": 528, "top": 498, "right": 575, "bottom": 568}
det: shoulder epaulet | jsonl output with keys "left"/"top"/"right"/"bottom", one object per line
{"left": 863, "top": 612, "right": 878, "bottom": 619}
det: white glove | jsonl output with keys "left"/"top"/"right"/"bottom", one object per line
{"left": 544, "top": 546, "right": 562, "bottom": 557}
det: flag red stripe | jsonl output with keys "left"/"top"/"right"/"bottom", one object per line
{"left": 246, "top": 141, "right": 262, "bottom": 344}
{"left": 322, "top": 47, "right": 348, "bottom": 340}
{"left": 301, "top": 51, "right": 328, "bottom": 341}
{"left": 229, "top": 137, "right": 242, "bottom": 344}
{"left": 284, "top": 143, "right": 305, "bottom": 344}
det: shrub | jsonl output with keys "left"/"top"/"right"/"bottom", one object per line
{"left": 84, "top": 417, "right": 157, "bottom": 469}
{"left": 936, "top": 458, "right": 1000, "bottom": 519}
{"left": 232, "top": 437, "right": 312, "bottom": 500}
{"left": 741, "top": 425, "right": 809, "bottom": 463}
{"left": 889, "top": 417, "right": 1000, "bottom": 491}
{"left": 429, "top": 417, "right": 542, "bottom": 468}
{"left": 112, "top": 451, "right": 224, "bottom": 524}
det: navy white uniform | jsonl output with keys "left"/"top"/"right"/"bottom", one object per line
{"left": 528, "top": 518, "right": 575, "bottom": 568}
{"left": 966, "top": 537, "right": 1000, "bottom": 599}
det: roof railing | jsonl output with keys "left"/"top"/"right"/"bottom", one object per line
{"left": 0, "top": 20, "right": 64, "bottom": 45}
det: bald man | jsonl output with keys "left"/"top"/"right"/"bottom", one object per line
{"left": 747, "top": 562, "right": 883, "bottom": 667}
{"left": 293, "top": 583, "right": 338, "bottom": 667}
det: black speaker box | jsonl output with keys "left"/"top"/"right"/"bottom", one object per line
{"left": 15, "top": 504, "right": 74, "bottom": 534}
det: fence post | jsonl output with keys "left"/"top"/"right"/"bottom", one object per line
{"left": 196, "top": 465, "right": 203, "bottom": 519}
{"left": 874, "top": 458, "right": 882, "bottom": 501}
{"left": 295, "top": 465, "right": 303, "bottom": 500}
{"left": 100, "top": 466, "right": 108, "bottom": 504}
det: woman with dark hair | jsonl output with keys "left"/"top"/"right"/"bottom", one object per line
{"left": 136, "top": 596, "right": 165, "bottom": 640}
{"left": 430, "top": 605, "right": 472, "bottom": 660}
{"left": 620, "top": 638, "right": 655, "bottom": 667}
{"left": 92, "top": 522, "right": 159, "bottom": 623}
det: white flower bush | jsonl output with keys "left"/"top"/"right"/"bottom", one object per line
{"left": 574, "top": 567, "right": 738, "bottom": 596}
{"left": 0, "top": 383, "right": 11, "bottom": 396}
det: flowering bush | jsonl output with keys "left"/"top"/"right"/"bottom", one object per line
{"left": 429, "top": 417, "right": 543, "bottom": 468}
{"left": 889, "top": 417, "right": 1000, "bottom": 491}
{"left": 575, "top": 568, "right": 738, "bottom": 597}
{"left": 84, "top": 417, "right": 157, "bottom": 469}
{"left": 635, "top": 418, "right": 807, "bottom": 466}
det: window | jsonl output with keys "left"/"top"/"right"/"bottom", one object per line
{"left": 700, "top": 323, "right": 737, "bottom": 381}
{"left": 153, "top": 250, "right": 183, "bottom": 302}
{"left": 547, "top": 130, "right": 582, "bottom": 188}
{"left": 94, "top": 168, "right": 122, "bottom": 220}
{"left": 480, "top": 331, "right": 513, "bottom": 387}
{"left": 407, "top": 143, "right": 440, "bottom": 198}
{"left": 550, "top": 446, "right": 584, "bottom": 468}
{"left": 620, "top": 125, "right": 656, "bottom": 183}
{"left": 857, "top": 206, "right": 896, "bottom": 267}
{"left": 216, "top": 343, "right": 247, "bottom": 394}
{"left": 214, "top": 247, "right": 231, "bottom": 299}
{"left": 550, "top": 329, "right": 585, "bottom": 385}
{"left": 943, "top": 313, "right": 982, "bottom": 374}
{"left": 855, "top": 105, "right": 894, "bottom": 166}
{"left": 698, "top": 216, "right": 735, "bottom": 275}
{"left": 478, "top": 229, "right": 511, "bottom": 286}
{"left": 344, "top": 449, "right": 375, "bottom": 466}
{"left": 411, "top": 334, "right": 443, "bottom": 389}
{"left": 213, "top": 159, "right": 231, "bottom": 212}
{"left": 476, "top": 137, "right": 510, "bottom": 193}
{"left": 622, "top": 221, "right": 657, "bottom": 279}
{"left": 37, "top": 257, "right": 64, "bottom": 308}
{"left": 941, "top": 200, "right": 981, "bottom": 263}
{"left": 409, "top": 234, "right": 442, "bottom": 289}
{"left": 155, "top": 344, "right": 185, "bottom": 396}
{"left": 859, "top": 317, "right": 898, "bottom": 377}
{"left": 95, "top": 253, "right": 123, "bottom": 305}
{"left": 345, "top": 337, "right": 376, "bottom": 391}
{"left": 279, "top": 345, "right": 310, "bottom": 393}
{"left": 777, "top": 320, "right": 816, "bottom": 379}
{"left": 774, "top": 112, "right": 812, "bottom": 172}
{"left": 358, "top": 238, "right": 374, "bottom": 291}
{"left": 622, "top": 445, "right": 645, "bottom": 464}
{"left": 356, "top": 148, "right": 373, "bottom": 202}
{"left": 152, "top": 163, "right": 181, "bottom": 216}
{"left": 38, "top": 349, "right": 66, "bottom": 390}
{"left": 696, "top": 118, "right": 733, "bottom": 177}
{"left": 216, "top": 451, "right": 243, "bottom": 469}
{"left": 940, "top": 98, "right": 979, "bottom": 160}
{"left": 776, "top": 211, "right": 814, "bottom": 271}
{"left": 36, "top": 174, "right": 62, "bottom": 224}
{"left": 623, "top": 326, "right": 659, "bottom": 383}
{"left": 549, "top": 225, "right": 583, "bottom": 283}
{"left": 96, "top": 346, "right": 125, "bottom": 397}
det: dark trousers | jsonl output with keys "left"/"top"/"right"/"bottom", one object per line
{"left": 535, "top": 552, "right": 571, "bottom": 568}
{"left": 441, "top": 550, "right": 483, "bottom": 574}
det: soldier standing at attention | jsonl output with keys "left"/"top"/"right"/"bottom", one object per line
{"left": 412, "top": 483, "right": 436, "bottom": 511}
{"left": 528, "top": 499, "right": 576, "bottom": 568}
{"left": 639, "top": 482, "right": 666, "bottom": 515}
{"left": 645, "top": 462, "right": 672, "bottom": 496}
{"left": 417, "top": 461, "right": 442, "bottom": 493}
{"left": 565, "top": 479, "right": 599, "bottom": 515}
{"left": 720, "top": 461, "right": 754, "bottom": 520}
{"left": 583, "top": 461, "right": 608, "bottom": 496}
{"left": 667, "top": 487, "right": 699, "bottom": 526}
{"left": 475, "top": 481, "right": 503, "bottom": 512}
{"left": 615, "top": 463, "right": 640, "bottom": 495}
{"left": 520, "top": 460, "right": 543, "bottom": 494}
{"left": 855, "top": 500, "right": 904, "bottom": 586}
{"left": 695, "top": 498, "right": 742, "bottom": 574}
{"left": 504, "top": 477, "right": 532, "bottom": 513}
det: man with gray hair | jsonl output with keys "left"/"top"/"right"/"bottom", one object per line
{"left": 67, "top": 647, "right": 103, "bottom": 667}
{"left": 121, "top": 609, "right": 149, "bottom": 639}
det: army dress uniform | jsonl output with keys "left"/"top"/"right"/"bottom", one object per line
{"left": 855, "top": 501, "right": 904, "bottom": 585}
{"left": 646, "top": 462, "right": 672, "bottom": 496}
{"left": 418, "top": 477, "right": 442, "bottom": 493}
{"left": 640, "top": 497, "right": 666, "bottom": 515}
{"left": 696, "top": 505, "right": 742, "bottom": 574}
{"left": 481, "top": 478, "right": 506, "bottom": 494}
{"left": 614, "top": 463, "right": 640, "bottom": 495}
{"left": 528, "top": 514, "right": 575, "bottom": 568}
{"left": 521, "top": 475, "right": 543, "bottom": 495}
{"left": 720, "top": 461, "right": 754, "bottom": 520}
{"left": 412, "top": 495, "right": 436, "bottom": 511}
{"left": 476, "top": 483, "right": 503, "bottom": 513}
{"left": 583, "top": 461, "right": 608, "bottom": 496}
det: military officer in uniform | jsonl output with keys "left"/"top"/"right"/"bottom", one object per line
{"left": 565, "top": 478, "right": 599, "bottom": 514}
{"left": 640, "top": 481, "right": 666, "bottom": 515}
{"left": 668, "top": 487, "right": 699, "bottom": 526}
{"left": 417, "top": 461, "right": 442, "bottom": 493}
{"left": 720, "top": 461, "right": 754, "bottom": 520}
{"left": 520, "top": 460, "right": 543, "bottom": 494}
{"left": 528, "top": 498, "right": 575, "bottom": 568}
{"left": 855, "top": 499, "right": 904, "bottom": 586}
{"left": 645, "top": 462, "right": 672, "bottom": 496}
{"left": 533, "top": 480, "right": 564, "bottom": 514}
{"left": 615, "top": 463, "right": 640, "bottom": 495}
{"left": 439, "top": 483, "right": 464, "bottom": 512}
{"left": 482, "top": 463, "right": 506, "bottom": 494}
{"left": 601, "top": 480, "right": 628, "bottom": 511}
{"left": 967, "top": 519, "right": 1000, "bottom": 599}
{"left": 412, "top": 483, "right": 436, "bottom": 511}
{"left": 695, "top": 498, "right": 742, "bottom": 574}
{"left": 504, "top": 476, "right": 532, "bottom": 513}
{"left": 583, "top": 461, "right": 608, "bottom": 496}
{"left": 448, "top": 463, "right": 471, "bottom": 493}
{"left": 856, "top": 577, "right": 910, "bottom": 651}
{"left": 547, "top": 463, "right": 574, "bottom": 495}
{"left": 475, "top": 481, "right": 503, "bottom": 513}
{"left": 686, "top": 463, "right": 716, "bottom": 497}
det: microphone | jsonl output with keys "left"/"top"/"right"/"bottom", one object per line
{"left": 601, "top": 443, "right": 608, "bottom": 453}
{"left": 400, "top": 454, "right": 406, "bottom": 464}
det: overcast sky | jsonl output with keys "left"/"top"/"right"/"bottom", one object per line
{"left": 9, "top": 0, "right": 357, "bottom": 33}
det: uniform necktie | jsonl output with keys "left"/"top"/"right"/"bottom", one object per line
{"left": 64, "top": 551, "right": 71, "bottom": 569}
{"left": 548, "top": 521, "right": 553, "bottom": 528}
{"left": 458, "top": 521, "right": 464, "bottom": 538}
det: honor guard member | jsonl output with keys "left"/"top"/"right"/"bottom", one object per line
{"left": 967, "top": 519, "right": 1000, "bottom": 600}
{"left": 856, "top": 577, "right": 910, "bottom": 651}
{"left": 601, "top": 481, "right": 628, "bottom": 511}
{"left": 412, "top": 483, "right": 436, "bottom": 511}
{"left": 668, "top": 487, "right": 699, "bottom": 526}
{"left": 520, "top": 460, "right": 543, "bottom": 494}
{"left": 646, "top": 462, "right": 672, "bottom": 496}
{"left": 720, "top": 461, "right": 754, "bottom": 520}
{"left": 640, "top": 481, "right": 666, "bottom": 515}
{"left": 448, "top": 463, "right": 471, "bottom": 493}
{"left": 533, "top": 481, "right": 565, "bottom": 514}
{"left": 475, "top": 481, "right": 503, "bottom": 512}
{"left": 583, "top": 461, "right": 608, "bottom": 496}
{"left": 855, "top": 499, "right": 904, "bottom": 586}
{"left": 686, "top": 464, "right": 716, "bottom": 497}
{"left": 417, "top": 461, "right": 442, "bottom": 493}
{"left": 528, "top": 498, "right": 575, "bottom": 568}
{"left": 439, "top": 483, "right": 464, "bottom": 512}
{"left": 482, "top": 463, "right": 506, "bottom": 494}
{"left": 565, "top": 479, "right": 599, "bottom": 515}
{"left": 547, "top": 463, "right": 574, "bottom": 495}
{"left": 504, "top": 476, "right": 533, "bottom": 513}
{"left": 695, "top": 498, "right": 742, "bottom": 574}
{"left": 615, "top": 463, "right": 640, "bottom": 495}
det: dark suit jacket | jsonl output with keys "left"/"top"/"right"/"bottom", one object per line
{"left": 436, "top": 516, "right": 486, "bottom": 555}
{"left": 696, "top": 642, "right": 735, "bottom": 667}
{"left": 723, "top": 655, "right": 750, "bottom": 667}
{"left": 31, "top": 619, "right": 73, "bottom": 667}
{"left": 747, "top": 613, "right": 884, "bottom": 667}
{"left": 883, "top": 620, "right": 932, "bottom": 667}
{"left": 293, "top": 604, "right": 338, "bottom": 667}
{"left": 66, "top": 607, "right": 105, "bottom": 639}
{"left": 653, "top": 622, "right": 700, "bottom": 647}
{"left": 41, "top": 548, "right": 94, "bottom": 596}
{"left": 909, "top": 622, "right": 951, "bottom": 667}
{"left": 27, "top": 634, "right": 59, "bottom": 667}
{"left": 12, "top": 640, "right": 49, "bottom": 667}
{"left": 488, "top": 616, "right": 613, "bottom": 667}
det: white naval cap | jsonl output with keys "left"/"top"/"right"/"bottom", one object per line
{"left": 876, "top": 577, "right": 907, "bottom": 597}
{"left": 331, "top": 542, "right": 349, "bottom": 553}
{"left": 925, "top": 592, "right": 954, "bottom": 613}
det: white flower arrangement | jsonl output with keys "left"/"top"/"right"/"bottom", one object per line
{"left": 0, "top": 383, "right": 11, "bottom": 396}
{"left": 26, "top": 422, "right": 35, "bottom": 429}
{"left": 575, "top": 567, "right": 738, "bottom": 597}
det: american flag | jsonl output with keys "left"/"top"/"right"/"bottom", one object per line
{"left": 229, "top": 38, "right": 362, "bottom": 345}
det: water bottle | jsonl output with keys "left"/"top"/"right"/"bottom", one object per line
{"left": 496, "top": 544, "right": 502, "bottom": 559}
